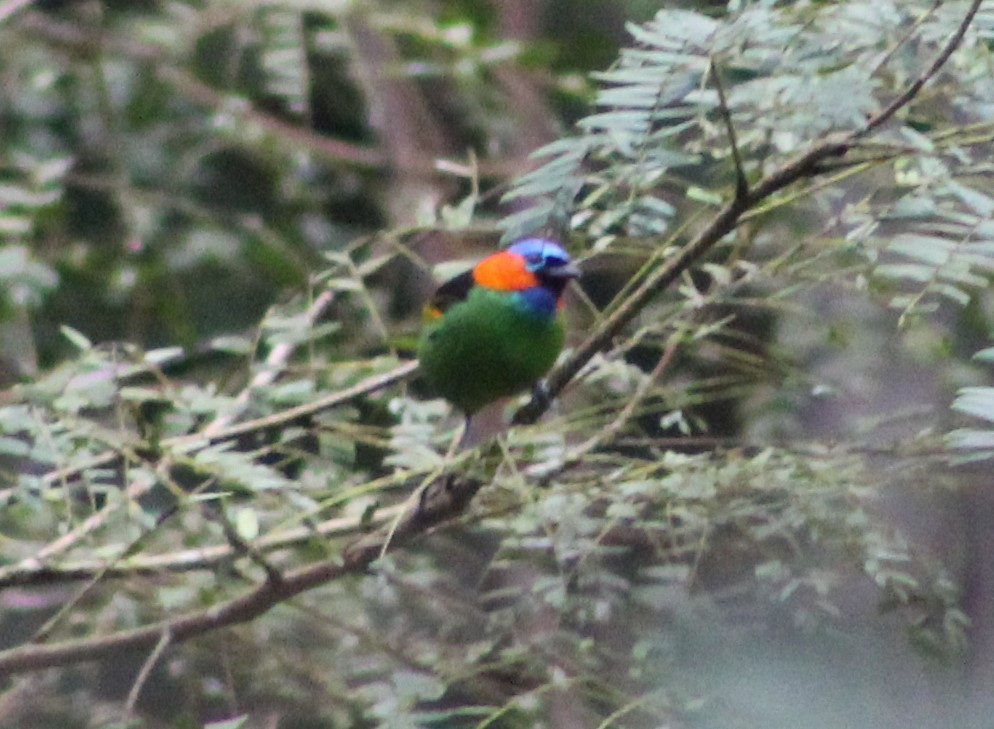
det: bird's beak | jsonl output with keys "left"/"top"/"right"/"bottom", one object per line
{"left": 543, "top": 262, "right": 581, "bottom": 280}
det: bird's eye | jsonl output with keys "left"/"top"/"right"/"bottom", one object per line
{"left": 524, "top": 253, "right": 545, "bottom": 268}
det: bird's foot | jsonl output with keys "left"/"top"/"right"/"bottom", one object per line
{"left": 530, "top": 381, "right": 551, "bottom": 410}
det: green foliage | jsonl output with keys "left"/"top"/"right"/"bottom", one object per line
{"left": 2, "top": 1, "right": 994, "bottom": 728}
{"left": 948, "top": 346, "right": 994, "bottom": 458}
{"left": 257, "top": 7, "right": 310, "bottom": 116}
{"left": 0, "top": 156, "right": 66, "bottom": 313}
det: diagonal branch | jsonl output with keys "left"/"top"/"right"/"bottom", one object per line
{"left": 862, "top": 0, "right": 982, "bottom": 135}
{"left": 514, "top": 0, "right": 982, "bottom": 425}
{"left": 15, "top": 11, "right": 385, "bottom": 170}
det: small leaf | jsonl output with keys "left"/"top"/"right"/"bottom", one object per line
{"left": 211, "top": 336, "right": 254, "bottom": 354}
{"left": 686, "top": 186, "right": 724, "bottom": 205}
{"left": 235, "top": 507, "right": 260, "bottom": 541}
{"left": 0, "top": 436, "right": 29, "bottom": 457}
{"left": 143, "top": 346, "right": 185, "bottom": 365}
{"left": 205, "top": 717, "right": 249, "bottom": 729}
{"left": 60, "top": 325, "right": 92, "bottom": 351}
{"left": 951, "top": 386, "right": 994, "bottom": 423}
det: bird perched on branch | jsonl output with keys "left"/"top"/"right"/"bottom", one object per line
{"left": 418, "top": 237, "right": 579, "bottom": 442}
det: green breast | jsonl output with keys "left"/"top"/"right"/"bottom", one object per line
{"left": 417, "top": 287, "right": 565, "bottom": 414}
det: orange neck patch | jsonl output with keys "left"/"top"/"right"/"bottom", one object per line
{"left": 472, "top": 251, "right": 538, "bottom": 291}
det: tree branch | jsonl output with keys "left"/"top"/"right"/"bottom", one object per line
{"left": 0, "top": 360, "right": 418, "bottom": 589}
{"left": 861, "top": 0, "right": 981, "bottom": 135}
{"left": 16, "top": 10, "right": 385, "bottom": 170}
{"left": 0, "top": 471, "right": 481, "bottom": 675}
{"left": 514, "top": 0, "right": 982, "bottom": 424}
{"left": 36, "top": 359, "right": 418, "bottom": 490}
{"left": 0, "top": 495, "right": 415, "bottom": 588}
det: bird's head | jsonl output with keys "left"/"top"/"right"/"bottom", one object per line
{"left": 473, "top": 238, "right": 580, "bottom": 299}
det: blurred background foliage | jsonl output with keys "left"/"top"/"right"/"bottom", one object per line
{"left": 2, "top": 1, "right": 994, "bottom": 728}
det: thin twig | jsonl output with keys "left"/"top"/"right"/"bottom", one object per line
{"left": 37, "top": 359, "right": 418, "bottom": 488}
{"left": 862, "top": 0, "right": 982, "bottom": 135}
{"left": 124, "top": 628, "right": 172, "bottom": 718}
{"left": 572, "top": 330, "right": 680, "bottom": 457}
{"left": 202, "top": 289, "right": 336, "bottom": 437}
{"left": 169, "top": 359, "right": 419, "bottom": 448}
{"left": 213, "top": 505, "right": 285, "bottom": 585}
{"left": 709, "top": 57, "right": 748, "bottom": 203}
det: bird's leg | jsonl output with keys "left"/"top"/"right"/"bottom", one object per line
{"left": 410, "top": 415, "right": 467, "bottom": 526}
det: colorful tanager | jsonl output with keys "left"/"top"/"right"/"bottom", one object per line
{"left": 418, "top": 238, "right": 579, "bottom": 431}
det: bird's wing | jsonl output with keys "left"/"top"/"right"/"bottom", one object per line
{"left": 425, "top": 269, "right": 476, "bottom": 318}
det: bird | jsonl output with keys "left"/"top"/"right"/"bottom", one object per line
{"left": 417, "top": 237, "right": 579, "bottom": 443}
